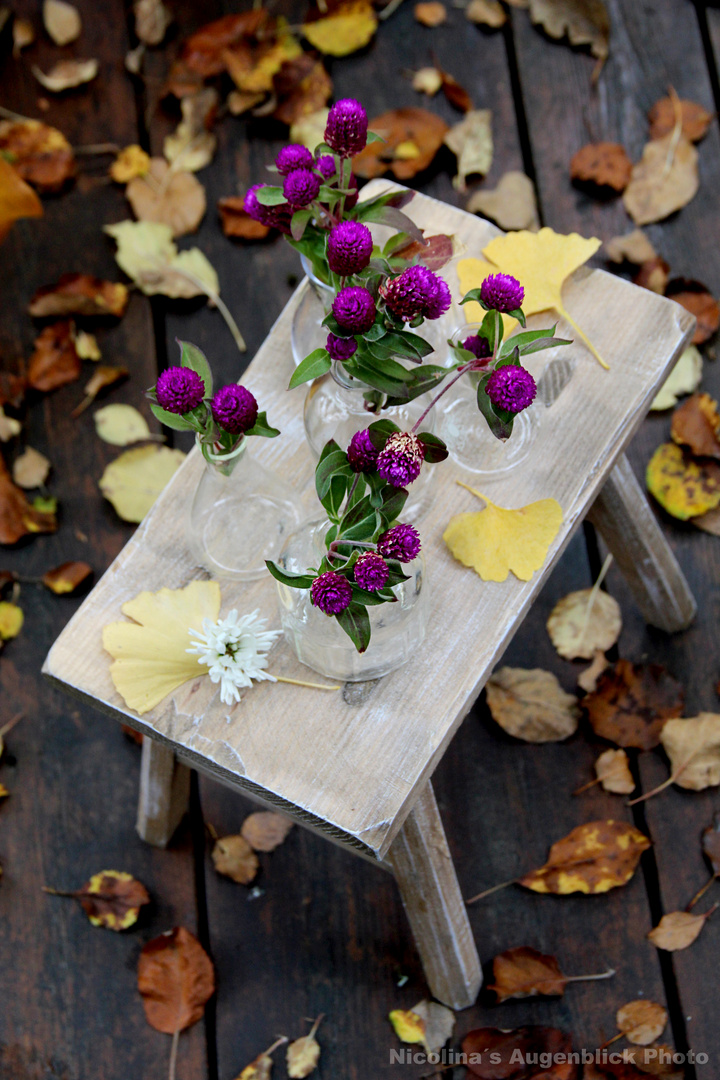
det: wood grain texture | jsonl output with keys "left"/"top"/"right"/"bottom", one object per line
{"left": 43, "top": 181, "right": 694, "bottom": 861}
{"left": 137, "top": 738, "right": 191, "bottom": 847}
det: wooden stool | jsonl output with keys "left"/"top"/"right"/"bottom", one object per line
{"left": 44, "top": 183, "right": 695, "bottom": 1010}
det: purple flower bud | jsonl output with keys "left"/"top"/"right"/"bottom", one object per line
{"left": 376, "top": 431, "right": 423, "bottom": 488}
{"left": 479, "top": 273, "right": 525, "bottom": 313}
{"left": 156, "top": 366, "right": 205, "bottom": 414}
{"left": 324, "top": 98, "right": 368, "bottom": 158}
{"left": 243, "top": 184, "right": 292, "bottom": 233}
{"left": 283, "top": 168, "right": 321, "bottom": 208}
{"left": 376, "top": 523, "right": 421, "bottom": 563}
{"left": 332, "top": 286, "right": 376, "bottom": 334}
{"left": 243, "top": 183, "right": 266, "bottom": 222}
{"left": 354, "top": 552, "right": 389, "bottom": 592}
{"left": 327, "top": 220, "right": 373, "bottom": 276}
{"left": 380, "top": 265, "right": 451, "bottom": 322}
{"left": 486, "top": 364, "right": 537, "bottom": 413}
{"left": 326, "top": 332, "right": 358, "bottom": 362}
{"left": 210, "top": 384, "right": 259, "bottom": 434}
{"left": 315, "top": 154, "right": 336, "bottom": 180}
{"left": 462, "top": 333, "right": 492, "bottom": 360}
{"left": 275, "top": 143, "right": 313, "bottom": 175}
{"left": 346, "top": 428, "right": 378, "bottom": 472}
{"left": 311, "top": 570, "right": 352, "bottom": 615}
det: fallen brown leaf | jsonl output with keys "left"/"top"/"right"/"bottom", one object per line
{"left": 439, "top": 69, "right": 473, "bottom": 113}
{"left": 570, "top": 142, "right": 632, "bottom": 192}
{"left": 163, "top": 88, "right": 218, "bottom": 173}
{"left": 648, "top": 96, "right": 713, "bottom": 143}
{"left": 412, "top": 67, "right": 443, "bottom": 96}
{"left": 414, "top": 1, "right": 447, "bottom": 26}
{"left": 218, "top": 197, "right": 270, "bottom": 240}
{"left": 137, "top": 926, "right": 215, "bottom": 1033}
{"left": 671, "top": 392, "right": 720, "bottom": 459}
{"left": 518, "top": 820, "right": 650, "bottom": 895}
{"left": 33, "top": 59, "right": 99, "bottom": 93}
{"left": 633, "top": 256, "right": 670, "bottom": 295}
{"left": 0, "top": 454, "right": 57, "bottom": 543}
{"left": 126, "top": 158, "right": 206, "bottom": 238}
{"left": 616, "top": 1000, "right": 667, "bottom": 1046}
{"left": 485, "top": 666, "right": 580, "bottom": 743}
{"left": 489, "top": 946, "right": 566, "bottom": 1001}
{"left": 583, "top": 660, "right": 684, "bottom": 750}
{"left": 236, "top": 1039, "right": 288, "bottom": 1080}
{"left": 224, "top": 23, "right": 302, "bottom": 93}
{"left": 0, "top": 155, "right": 43, "bottom": 244}
{"left": 528, "top": 0, "right": 609, "bottom": 62}
{"left": 0, "top": 407, "right": 21, "bottom": 443}
{"left": 0, "top": 119, "right": 76, "bottom": 193}
{"left": 211, "top": 834, "right": 259, "bottom": 884}
{"left": 623, "top": 135, "right": 698, "bottom": 225}
{"left": 45, "top": 869, "right": 150, "bottom": 930}
{"left": 42, "top": 561, "right": 93, "bottom": 594}
{"left": 72, "top": 365, "right": 128, "bottom": 418}
{"left": 43, "top": 0, "right": 81, "bottom": 45}
{"left": 444, "top": 108, "right": 492, "bottom": 191}
{"left": 12, "top": 446, "right": 50, "bottom": 489}
{"left": 353, "top": 107, "right": 449, "bottom": 181}
{"left": 28, "top": 321, "right": 81, "bottom": 392}
{"left": 595, "top": 748, "right": 635, "bottom": 795}
{"left": 462, "top": 1026, "right": 577, "bottom": 1079}
{"left": 394, "top": 233, "right": 454, "bottom": 273}
{"left": 648, "top": 907, "right": 716, "bottom": 951}
{"left": 29, "top": 274, "right": 129, "bottom": 319}
{"left": 74, "top": 331, "right": 101, "bottom": 360}
{"left": 605, "top": 229, "right": 657, "bottom": 265}
{"left": 171, "top": 10, "right": 267, "bottom": 83}
{"left": 110, "top": 145, "right": 151, "bottom": 184}
{"left": 466, "top": 0, "right": 507, "bottom": 27}
{"left": 660, "top": 713, "right": 720, "bottom": 790}
{"left": 13, "top": 18, "right": 35, "bottom": 55}
{"left": 286, "top": 1016, "right": 323, "bottom": 1078}
{"left": 272, "top": 54, "right": 333, "bottom": 127}
{"left": 0, "top": 373, "right": 27, "bottom": 411}
{"left": 547, "top": 587, "right": 621, "bottom": 660}
{"left": 467, "top": 170, "right": 539, "bottom": 231}
{"left": 664, "top": 278, "right": 719, "bottom": 344}
{"left": 646, "top": 442, "right": 720, "bottom": 519}
{"left": 240, "top": 811, "right": 295, "bottom": 852}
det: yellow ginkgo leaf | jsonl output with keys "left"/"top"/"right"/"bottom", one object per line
{"left": 303, "top": 0, "right": 378, "bottom": 57}
{"left": 457, "top": 256, "right": 518, "bottom": 335}
{"left": 99, "top": 444, "right": 185, "bottom": 523}
{"left": 0, "top": 601, "right": 24, "bottom": 640}
{"left": 478, "top": 227, "right": 605, "bottom": 369}
{"left": 444, "top": 482, "right": 563, "bottom": 582}
{"left": 103, "top": 580, "right": 221, "bottom": 714}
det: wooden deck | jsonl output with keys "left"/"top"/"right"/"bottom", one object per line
{"left": 1, "top": 2, "right": 719, "bottom": 1078}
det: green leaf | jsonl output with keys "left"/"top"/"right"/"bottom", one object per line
{"left": 339, "top": 494, "right": 375, "bottom": 532}
{"left": 476, "top": 375, "right": 514, "bottom": 441}
{"left": 178, "top": 339, "right": 212, "bottom": 396}
{"left": 366, "top": 130, "right": 385, "bottom": 145}
{"left": 364, "top": 322, "right": 388, "bottom": 343}
{"left": 353, "top": 354, "right": 412, "bottom": 398}
{"left": 265, "top": 562, "right": 316, "bottom": 590}
{"left": 508, "top": 307, "right": 526, "bottom": 327}
{"left": 384, "top": 559, "right": 410, "bottom": 586}
{"left": 417, "top": 431, "right": 448, "bottom": 463}
{"left": 150, "top": 403, "right": 195, "bottom": 431}
{"left": 289, "top": 348, "right": 332, "bottom": 389}
{"left": 244, "top": 411, "right": 280, "bottom": 438}
{"left": 342, "top": 510, "right": 380, "bottom": 542}
{"left": 350, "top": 585, "right": 387, "bottom": 606}
{"left": 291, "top": 208, "right": 312, "bottom": 241}
{"left": 379, "top": 486, "right": 408, "bottom": 525}
{"left": 367, "top": 418, "right": 400, "bottom": 450}
{"left": 322, "top": 473, "right": 348, "bottom": 518}
{"left": 385, "top": 363, "right": 447, "bottom": 406}
{"left": 335, "top": 602, "right": 371, "bottom": 653}
{"left": 515, "top": 335, "right": 572, "bottom": 357}
{"left": 315, "top": 444, "right": 349, "bottom": 499}
{"left": 255, "top": 185, "right": 286, "bottom": 206}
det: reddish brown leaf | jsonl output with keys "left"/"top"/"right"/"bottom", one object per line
{"left": 395, "top": 233, "right": 454, "bottom": 271}
{"left": 0, "top": 373, "right": 26, "bottom": 410}
{"left": 488, "top": 946, "right": 566, "bottom": 1001}
{"left": 137, "top": 926, "right": 215, "bottom": 1034}
{"left": 632, "top": 256, "right": 670, "bottom": 295}
{"left": 28, "top": 321, "right": 81, "bottom": 393}
{"left": 440, "top": 70, "right": 472, "bottom": 113}
{"left": 74, "top": 870, "right": 150, "bottom": 931}
{"left": 241, "top": 811, "right": 294, "bottom": 852}
{"left": 648, "top": 96, "right": 713, "bottom": 143}
{"left": 583, "top": 660, "right": 684, "bottom": 749}
{"left": 28, "top": 274, "right": 129, "bottom": 319}
{"left": 462, "top": 1026, "right": 577, "bottom": 1079}
{"left": 218, "top": 197, "right": 270, "bottom": 240}
{"left": 42, "top": 561, "right": 93, "bottom": 595}
{"left": 414, "top": 1, "right": 447, "bottom": 26}
{"left": 665, "top": 278, "right": 720, "bottom": 344}
{"left": 0, "top": 454, "right": 57, "bottom": 544}
{"left": 174, "top": 10, "right": 267, "bottom": 80}
{"left": 671, "top": 392, "right": 720, "bottom": 460}
{"left": 352, "top": 107, "right": 449, "bottom": 180}
{"left": 518, "top": 821, "right": 650, "bottom": 895}
{"left": 272, "top": 55, "right": 333, "bottom": 127}
{"left": 0, "top": 119, "right": 76, "bottom": 193}
{"left": 570, "top": 142, "right": 632, "bottom": 192}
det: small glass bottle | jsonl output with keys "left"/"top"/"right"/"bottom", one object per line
{"left": 291, "top": 254, "right": 334, "bottom": 368}
{"left": 273, "top": 518, "right": 430, "bottom": 682}
{"left": 188, "top": 438, "right": 305, "bottom": 582}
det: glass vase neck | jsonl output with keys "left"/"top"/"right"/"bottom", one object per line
{"left": 196, "top": 434, "right": 248, "bottom": 477}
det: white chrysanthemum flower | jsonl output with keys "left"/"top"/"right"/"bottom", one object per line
{"left": 187, "top": 608, "right": 281, "bottom": 706}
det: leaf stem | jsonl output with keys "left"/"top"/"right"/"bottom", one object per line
{"left": 0, "top": 712, "right": 24, "bottom": 739}
{"left": 272, "top": 676, "right": 340, "bottom": 691}
{"left": 557, "top": 304, "right": 609, "bottom": 370}
{"left": 575, "top": 552, "right": 614, "bottom": 654}
{"left": 168, "top": 1029, "right": 180, "bottom": 1080}
{"left": 564, "top": 967, "right": 615, "bottom": 984}
{"left": 687, "top": 875, "right": 716, "bottom": 911}
{"left": 170, "top": 266, "right": 246, "bottom": 354}
{"left": 466, "top": 878, "right": 517, "bottom": 904}
{"left": 626, "top": 752, "right": 696, "bottom": 806}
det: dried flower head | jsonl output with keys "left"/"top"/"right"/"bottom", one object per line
{"left": 156, "top": 366, "right": 205, "bottom": 414}
{"left": 376, "top": 431, "right": 424, "bottom": 488}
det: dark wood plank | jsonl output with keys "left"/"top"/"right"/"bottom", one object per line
{"left": 0, "top": 3, "right": 206, "bottom": 1077}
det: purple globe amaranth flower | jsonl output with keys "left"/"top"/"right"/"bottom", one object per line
{"left": 243, "top": 184, "right": 292, "bottom": 233}
{"left": 311, "top": 570, "right": 352, "bottom": 615}
{"left": 380, "top": 265, "right": 451, "bottom": 322}
{"left": 354, "top": 552, "right": 389, "bottom": 592}
{"left": 376, "top": 431, "right": 424, "bottom": 488}
{"left": 211, "top": 384, "right": 259, "bottom": 434}
{"left": 276, "top": 143, "right": 313, "bottom": 175}
{"left": 486, "top": 364, "right": 537, "bottom": 413}
{"left": 243, "top": 183, "right": 266, "bottom": 222}
{"left": 462, "top": 333, "right": 492, "bottom": 360}
{"left": 332, "top": 286, "right": 376, "bottom": 334}
{"left": 325, "top": 98, "right": 368, "bottom": 158}
{"left": 377, "top": 523, "right": 421, "bottom": 563}
{"left": 480, "top": 273, "right": 525, "bottom": 313}
{"left": 346, "top": 428, "right": 379, "bottom": 473}
{"left": 326, "top": 332, "right": 358, "bottom": 362}
{"left": 315, "top": 154, "right": 336, "bottom": 180}
{"left": 156, "top": 366, "right": 205, "bottom": 414}
{"left": 327, "top": 221, "right": 373, "bottom": 276}
{"left": 283, "top": 167, "right": 321, "bottom": 207}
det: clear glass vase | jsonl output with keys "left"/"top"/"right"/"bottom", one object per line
{"left": 273, "top": 518, "right": 430, "bottom": 682}
{"left": 188, "top": 438, "right": 305, "bottom": 581}
{"left": 437, "top": 324, "right": 541, "bottom": 476}
{"left": 291, "top": 254, "right": 334, "bottom": 368}
{"left": 304, "top": 360, "right": 438, "bottom": 523}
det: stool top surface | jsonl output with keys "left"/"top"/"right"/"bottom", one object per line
{"left": 44, "top": 181, "right": 694, "bottom": 860}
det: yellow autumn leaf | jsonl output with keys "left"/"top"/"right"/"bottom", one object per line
{"left": 646, "top": 442, "right": 720, "bottom": 520}
{"left": 103, "top": 580, "right": 221, "bottom": 714}
{"left": 99, "top": 444, "right": 185, "bottom": 523}
{"left": 0, "top": 601, "right": 24, "bottom": 640}
{"left": 443, "top": 482, "right": 563, "bottom": 582}
{"left": 389, "top": 1009, "right": 426, "bottom": 1046}
{"left": 94, "top": 403, "right": 153, "bottom": 446}
{"left": 0, "top": 784, "right": 8, "bottom": 799}
{"left": 0, "top": 155, "right": 43, "bottom": 243}
{"left": 650, "top": 345, "right": 702, "bottom": 411}
{"left": 110, "top": 144, "right": 151, "bottom": 183}
{"left": 303, "top": 0, "right": 378, "bottom": 57}
{"left": 519, "top": 820, "right": 651, "bottom": 895}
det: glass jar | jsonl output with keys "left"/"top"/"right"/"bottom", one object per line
{"left": 273, "top": 518, "right": 430, "bottom": 682}
{"left": 291, "top": 254, "right": 334, "bottom": 368}
{"left": 437, "top": 324, "right": 541, "bottom": 476}
{"left": 304, "top": 360, "right": 438, "bottom": 524}
{"left": 188, "top": 438, "right": 305, "bottom": 581}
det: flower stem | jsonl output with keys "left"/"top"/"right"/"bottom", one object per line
{"left": 411, "top": 364, "right": 470, "bottom": 433}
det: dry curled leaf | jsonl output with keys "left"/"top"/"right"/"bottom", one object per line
{"left": 444, "top": 108, "right": 492, "bottom": 191}
{"left": 570, "top": 142, "right": 632, "bottom": 192}
{"left": 72, "top": 365, "right": 128, "bottom": 418}
{"left": 303, "top": 0, "right": 377, "bottom": 56}
{"left": 467, "top": 170, "right": 539, "bottom": 231}
{"left": 519, "top": 820, "right": 650, "bottom": 895}
{"left": 408, "top": 1000, "right": 454, "bottom": 1054}
{"left": 286, "top": 1016, "right": 323, "bottom": 1078}
{"left": 134, "top": 0, "right": 171, "bottom": 46}
{"left": 126, "top": 158, "right": 206, "bottom": 238}
{"left": 28, "top": 321, "right": 81, "bottom": 393}
{"left": 646, "top": 442, "right": 720, "bottom": 520}
{"left": 578, "top": 650, "right": 610, "bottom": 694}
{"left": 660, "top": 714, "right": 720, "bottom": 791}
{"left": 0, "top": 601, "right": 23, "bottom": 639}
{"left": 648, "top": 908, "right": 715, "bottom": 951}
{"left": 583, "top": 660, "right": 684, "bottom": 750}
{"left": 623, "top": 135, "right": 698, "bottom": 225}
{"left": 466, "top": 0, "right": 507, "bottom": 28}
{"left": 648, "top": 96, "right": 712, "bottom": 143}
{"left": 29, "top": 274, "right": 129, "bottom": 319}
{"left": 486, "top": 666, "right": 579, "bottom": 743}
{"left": 272, "top": 54, "right": 333, "bottom": 128}
{"left": 60, "top": 870, "right": 150, "bottom": 930}
{"left": 353, "top": 108, "right": 448, "bottom": 181}
{"left": 0, "top": 454, "right": 57, "bottom": 544}
{"left": 105, "top": 220, "right": 219, "bottom": 300}
{"left": 605, "top": 229, "right": 657, "bottom": 266}
{"left": 633, "top": 256, "right": 670, "bottom": 295}
{"left": 99, "top": 444, "right": 185, "bottom": 525}
{"left": 665, "top": 278, "right": 720, "bottom": 345}
{"left": 0, "top": 119, "right": 76, "bottom": 193}
{"left": 94, "top": 404, "right": 152, "bottom": 446}
{"left": 236, "top": 1039, "right": 287, "bottom": 1080}
{"left": 241, "top": 811, "right": 295, "bottom": 852}
{"left": 33, "top": 59, "right": 99, "bottom": 93}
{"left": 223, "top": 22, "right": 302, "bottom": 94}
{"left": 137, "top": 926, "right": 215, "bottom": 1033}
{"left": 489, "top": 946, "right": 566, "bottom": 1001}
{"left": 595, "top": 748, "right": 635, "bottom": 795}
{"left": 166, "top": 10, "right": 267, "bottom": 92}
{"left": 218, "top": 197, "right": 270, "bottom": 240}
{"left": 211, "top": 834, "right": 259, "bottom": 884}
{"left": 163, "top": 89, "right": 218, "bottom": 173}
{"left": 671, "top": 392, "right": 720, "bottom": 459}
{"left": 43, "top": 0, "right": 81, "bottom": 45}
{"left": 528, "top": 0, "right": 609, "bottom": 61}
{"left": 414, "top": 1, "right": 447, "bottom": 26}
{"left": 42, "top": 560, "right": 93, "bottom": 594}
{"left": 462, "top": 1026, "right": 575, "bottom": 1079}
{"left": 0, "top": 155, "right": 43, "bottom": 244}
{"left": 616, "top": 1000, "right": 667, "bottom": 1046}
{"left": 547, "top": 587, "right": 621, "bottom": 660}
{"left": 110, "top": 145, "right": 151, "bottom": 184}
{"left": 12, "top": 446, "right": 50, "bottom": 489}
{"left": 651, "top": 346, "right": 702, "bottom": 411}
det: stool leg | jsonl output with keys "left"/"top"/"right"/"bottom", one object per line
{"left": 386, "top": 781, "right": 482, "bottom": 1010}
{"left": 136, "top": 738, "right": 190, "bottom": 847}
{"left": 588, "top": 453, "right": 696, "bottom": 633}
